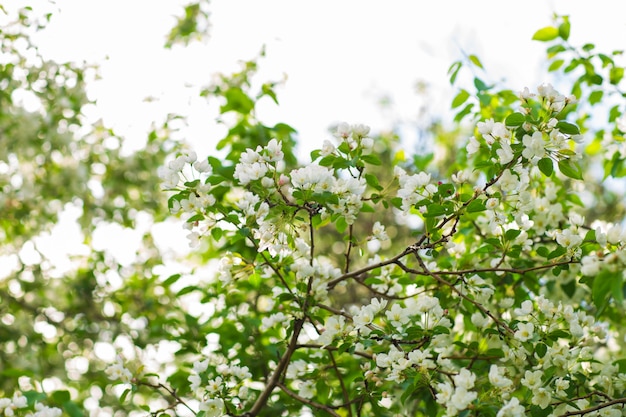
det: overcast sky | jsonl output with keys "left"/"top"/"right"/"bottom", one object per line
{"left": 23, "top": 0, "right": 626, "bottom": 159}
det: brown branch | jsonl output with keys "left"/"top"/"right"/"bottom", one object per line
{"left": 430, "top": 260, "right": 578, "bottom": 276}
{"left": 295, "top": 343, "right": 373, "bottom": 360}
{"left": 134, "top": 380, "right": 195, "bottom": 414}
{"left": 327, "top": 350, "right": 353, "bottom": 417}
{"left": 245, "top": 318, "right": 305, "bottom": 416}
{"left": 558, "top": 398, "right": 626, "bottom": 417}
{"left": 407, "top": 256, "right": 514, "bottom": 335}
{"left": 344, "top": 224, "right": 354, "bottom": 273}
{"left": 276, "top": 382, "right": 341, "bottom": 417}
{"left": 327, "top": 246, "right": 416, "bottom": 289}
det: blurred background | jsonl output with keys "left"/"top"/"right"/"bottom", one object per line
{"left": 1, "top": 1, "right": 625, "bottom": 414}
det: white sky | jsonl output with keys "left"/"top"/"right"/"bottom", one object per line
{"left": 3, "top": 0, "right": 626, "bottom": 271}
{"left": 27, "top": 0, "right": 626, "bottom": 159}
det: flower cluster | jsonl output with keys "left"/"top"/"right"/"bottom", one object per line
{"left": 0, "top": 393, "right": 61, "bottom": 417}
{"left": 151, "top": 81, "right": 626, "bottom": 417}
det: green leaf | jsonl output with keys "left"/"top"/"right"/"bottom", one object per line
{"left": 558, "top": 159, "right": 583, "bottom": 180}
{"left": 51, "top": 390, "right": 71, "bottom": 404}
{"left": 556, "top": 121, "right": 580, "bottom": 135}
{"left": 469, "top": 54, "right": 484, "bottom": 69}
{"left": 360, "top": 203, "right": 375, "bottom": 213}
{"left": 548, "top": 59, "right": 564, "bottom": 72}
{"left": 438, "top": 183, "right": 455, "bottom": 197}
{"left": 119, "top": 388, "right": 131, "bottom": 403}
{"left": 210, "top": 227, "right": 224, "bottom": 240}
{"left": 361, "top": 154, "right": 381, "bottom": 165}
{"left": 162, "top": 273, "right": 181, "bottom": 287}
{"left": 364, "top": 173, "right": 383, "bottom": 191}
{"left": 448, "top": 61, "right": 462, "bottom": 85}
{"left": 473, "top": 77, "right": 489, "bottom": 91}
{"left": 536, "top": 246, "right": 550, "bottom": 258}
{"left": 504, "top": 229, "right": 521, "bottom": 241}
{"left": 537, "top": 158, "right": 554, "bottom": 176}
{"left": 63, "top": 401, "right": 85, "bottom": 417}
{"left": 466, "top": 199, "right": 486, "bottom": 213}
{"left": 424, "top": 203, "right": 447, "bottom": 217}
{"left": 610, "top": 66, "right": 624, "bottom": 85}
{"left": 451, "top": 89, "right": 470, "bottom": 109}
{"left": 177, "top": 286, "right": 198, "bottom": 296}
{"left": 582, "top": 43, "right": 595, "bottom": 52}
{"left": 548, "top": 246, "right": 567, "bottom": 260}
{"left": 454, "top": 103, "right": 474, "bottom": 122}
{"left": 535, "top": 342, "right": 548, "bottom": 358}
{"left": 589, "top": 90, "right": 604, "bottom": 105}
{"left": 558, "top": 20, "right": 571, "bottom": 40}
{"left": 532, "top": 26, "right": 559, "bottom": 41}
{"left": 336, "top": 216, "right": 348, "bottom": 233}
{"left": 505, "top": 112, "right": 525, "bottom": 127}
{"left": 593, "top": 271, "right": 615, "bottom": 312}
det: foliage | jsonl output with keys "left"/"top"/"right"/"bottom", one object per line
{"left": 0, "top": 5, "right": 186, "bottom": 416}
{"left": 4, "top": 5, "right": 626, "bottom": 417}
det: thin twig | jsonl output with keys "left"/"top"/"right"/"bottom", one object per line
{"left": 276, "top": 382, "right": 342, "bottom": 417}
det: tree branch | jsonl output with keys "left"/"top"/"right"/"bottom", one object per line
{"left": 276, "top": 382, "right": 342, "bottom": 417}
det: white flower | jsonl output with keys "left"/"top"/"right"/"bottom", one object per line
{"left": 435, "top": 381, "right": 453, "bottom": 405}
{"left": 290, "top": 165, "right": 335, "bottom": 193}
{"left": 187, "top": 231, "right": 201, "bottom": 248}
{"left": 514, "top": 322, "right": 534, "bottom": 342}
{"left": 193, "top": 157, "right": 212, "bottom": 173}
{"left": 199, "top": 398, "right": 225, "bottom": 417}
{"left": 453, "top": 369, "right": 476, "bottom": 390}
{"left": 298, "top": 380, "right": 316, "bottom": 399}
{"left": 372, "top": 221, "right": 389, "bottom": 242}
{"left": 581, "top": 255, "right": 601, "bottom": 276}
{"left": 353, "top": 305, "right": 376, "bottom": 334}
{"left": 489, "top": 365, "right": 512, "bottom": 389}
{"left": 496, "top": 140, "right": 514, "bottom": 164}
{"left": 498, "top": 169, "right": 520, "bottom": 193}
{"left": 385, "top": 303, "right": 409, "bottom": 328}
{"left": 555, "top": 229, "right": 583, "bottom": 249}
{"left": 486, "top": 198, "right": 499, "bottom": 210}
{"left": 531, "top": 387, "right": 552, "bottom": 409}
{"left": 607, "top": 224, "right": 624, "bottom": 244}
{"left": 264, "top": 139, "right": 284, "bottom": 162}
{"left": 554, "top": 377, "right": 570, "bottom": 396}
{"left": 471, "top": 311, "right": 489, "bottom": 328}
{"left": 105, "top": 357, "right": 133, "bottom": 383}
{"left": 519, "top": 87, "right": 535, "bottom": 100}
{"left": 320, "top": 140, "right": 336, "bottom": 156}
{"left": 467, "top": 136, "right": 480, "bottom": 155}
{"left": 351, "top": 123, "right": 371, "bottom": 139}
{"left": 497, "top": 397, "right": 525, "bottom": 417}
{"left": 168, "top": 155, "right": 187, "bottom": 172}
{"left": 513, "top": 300, "right": 533, "bottom": 316}
{"left": 521, "top": 369, "right": 543, "bottom": 389}
{"left": 334, "top": 122, "right": 351, "bottom": 139}
{"left": 522, "top": 131, "right": 545, "bottom": 163}
{"left": 450, "top": 387, "right": 477, "bottom": 411}
{"left": 261, "top": 312, "right": 288, "bottom": 331}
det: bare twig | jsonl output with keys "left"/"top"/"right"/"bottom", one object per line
{"left": 276, "top": 382, "right": 342, "bottom": 417}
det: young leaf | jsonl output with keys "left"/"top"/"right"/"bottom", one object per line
{"left": 558, "top": 159, "right": 583, "bottom": 180}
{"left": 452, "top": 89, "right": 470, "bottom": 109}
{"left": 505, "top": 112, "right": 526, "bottom": 127}
{"left": 466, "top": 199, "right": 486, "bottom": 213}
{"left": 558, "top": 20, "right": 571, "bottom": 40}
{"left": 532, "top": 26, "right": 559, "bottom": 42}
{"left": 537, "top": 157, "right": 554, "bottom": 176}
{"left": 556, "top": 121, "right": 580, "bottom": 135}
{"left": 468, "top": 54, "right": 484, "bottom": 69}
